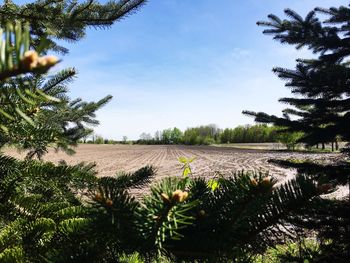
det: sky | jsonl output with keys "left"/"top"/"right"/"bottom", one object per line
{"left": 16, "top": 0, "right": 350, "bottom": 140}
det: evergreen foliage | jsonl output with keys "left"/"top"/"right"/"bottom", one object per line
{"left": 269, "top": 159, "right": 350, "bottom": 186}
{"left": 0, "top": 22, "right": 59, "bottom": 132}
{"left": 0, "top": 154, "right": 157, "bottom": 262}
{"left": 0, "top": 0, "right": 147, "bottom": 54}
{"left": 161, "top": 172, "right": 318, "bottom": 261}
{"left": 243, "top": 5, "right": 350, "bottom": 150}
{"left": 243, "top": 4, "right": 350, "bottom": 182}
{"left": 0, "top": 67, "right": 112, "bottom": 159}
{"left": 0, "top": 0, "right": 146, "bottom": 158}
{"left": 0, "top": 0, "right": 347, "bottom": 262}
{"left": 287, "top": 198, "right": 350, "bottom": 262}
{"left": 0, "top": 153, "right": 322, "bottom": 261}
{"left": 0, "top": 41, "right": 110, "bottom": 159}
{"left": 243, "top": 3, "right": 350, "bottom": 261}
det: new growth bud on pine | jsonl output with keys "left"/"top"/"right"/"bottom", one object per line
{"left": 20, "top": 51, "right": 59, "bottom": 71}
{"left": 172, "top": 190, "right": 189, "bottom": 203}
{"left": 161, "top": 190, "right": 189, "bottom": 204}
{"left": 21, "top": 50, "right": 39, "bottom": 70}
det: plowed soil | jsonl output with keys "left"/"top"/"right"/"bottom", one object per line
{"left": 5, "top": 144, "right": 341, "bottom": 184}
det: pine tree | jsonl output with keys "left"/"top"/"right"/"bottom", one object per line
{"left": 0, "top": 0, "right": 146, "bottom": 157}
{"left": 242, "top": 5, "right": 350, "bottom": 185}
{"left": 243, "top": 5, "right": 350, "bottom": 151}
{"left": 243, "top": 4, "right": 350, "bottom": 260}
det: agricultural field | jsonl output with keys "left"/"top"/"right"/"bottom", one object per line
{"left": 5, "top": 144, "right": 341, "bottom": 183}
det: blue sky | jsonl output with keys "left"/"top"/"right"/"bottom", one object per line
{"left": 17, "top": 0, "right": 349, "bottom": 139}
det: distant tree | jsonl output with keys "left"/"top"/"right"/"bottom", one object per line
{"left": 182, "top": 128, "right": 200, "bottom": 145}
{"left": 95, "top": 135, "right": 104, "bottom": 144}
{"left": 139, "top": 132, "right": 152, "bottom": 144}
{"left": 171, "top": 127, "right": 183, "bottom": 144}
{"left": 154, "top": 131, "right": 162, "bottom": 143}
{"left": 182, "top": 125, "right": 220, "bottom": 145}
{"left": 161, "top": 129, "right": 172, "bottom": 144}
{"left": 122, "top": 136, "right": 128, "bottom": 144}
{"left": 220, "top": 128, "right": 232, "bottom": 144}
{"left": 277, "top": 131, "right": 303, "bottom": 150}
{"left": 219, "top": 125, "right": 279, "bottom": 144}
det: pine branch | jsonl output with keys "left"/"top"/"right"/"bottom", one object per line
{"left": 112, "top": 166, "right": 156, "bottom": 190}
{"left": 0, "top": 0, "right": 147, "bottom": 54}
{"left": 269, "top": 159, "right": 350, "bottom": 186}
{"left": 41, "top": 68, "right": 76, "bottom": 93}
{"left": 158, "top": 173, "right": 319, "bottom": 260}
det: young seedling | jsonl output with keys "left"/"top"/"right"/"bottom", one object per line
{"left": 178, "top": 156, "right": 195, "bottom": 177}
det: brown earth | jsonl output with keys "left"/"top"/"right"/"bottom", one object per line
{"left": 5, "top": 144, "right": 341, "bottom": 183}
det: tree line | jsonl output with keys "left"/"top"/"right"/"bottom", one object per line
{"left": 84, "top": 124, "right": 305, "bottom": 147}
{"left": 88, "top": 124, "right": 337, "bottom": 151}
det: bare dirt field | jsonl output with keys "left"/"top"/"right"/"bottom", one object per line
{"left": 5, "top": 144, "right": 341, "bottom": 184}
